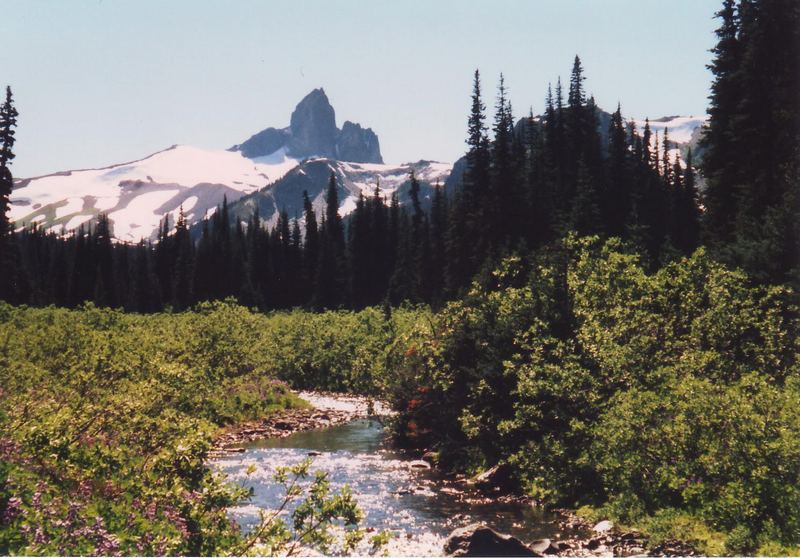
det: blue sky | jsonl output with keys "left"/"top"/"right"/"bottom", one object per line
{"left": 3, "top": 1, "right": 719, "bottom": 177}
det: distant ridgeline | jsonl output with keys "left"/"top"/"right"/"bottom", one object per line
{"left": 1, "top": 7, "right": 797, "bottom": 310}
{"left": 9, "top": 88, "right": 452, "bottom": 243}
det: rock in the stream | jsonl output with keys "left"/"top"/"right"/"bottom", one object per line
{"left": 444, "top": 524, "right": 542, "bottom": 557}
{"left": 422, "top": 450, "right": 439, "bottom": 464}
{"left": 647, "top": 539, "right": 697, "bottom": 556}
{"left": 592, "top": 519, "right": 614, "bottom": 533}
{"left": 529, "top": 538, "right": 560, "bottom": 555}
{"left": 474, "top": 463, "right": 517, "bottom": 494}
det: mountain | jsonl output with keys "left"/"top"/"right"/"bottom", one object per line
{"left": 10, "top": 91, "right": 704, "bottom": 243}
{"left": 230, "top": 88, "right": 382, "bottom": 164}
{"left": 9, "top": 89, "right": 417, "bottom": 242}
{"left": 9, "top": 145, "right": 302, "bottom": 242}
{"left": 630, "top": 115, "right": 708, "bottom": 161}
{"left": 223, "top": 158, "right": 452, "bottom": 232}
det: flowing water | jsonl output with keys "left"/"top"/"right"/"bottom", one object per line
{"left": 213, "top": 418, "right": 571, "bottom": 555}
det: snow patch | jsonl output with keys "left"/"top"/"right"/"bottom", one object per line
{"left": 109, "top": 189, "right": 181, "bottom": 241}
{"left": 64, "top": 214, "right": 92, "bottom": 231}
{"left": 632, "top": 116, "right": 707, "bottom": 145}
{"left": 11, "top": 145, "right": 301, "bottom": 241}
{"left": 54, "top": 197, "right": 84, "bottom": 219}
{"left": 181, "top": 195, "right": 199, "bottom": 212}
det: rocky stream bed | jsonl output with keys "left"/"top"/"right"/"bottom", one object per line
{"left": 210, "top": 392, "right": 695, "bottom": 557}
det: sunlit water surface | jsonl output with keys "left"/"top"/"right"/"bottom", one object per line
{"left": 213, "top": 419, "right": 569, "bottom": 555}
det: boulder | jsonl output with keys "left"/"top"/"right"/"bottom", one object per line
{"left": 648, "top": 538, "right": 697, "bottom": 556}
{"left": 422, "top": 450, "right": 439, "bottom": 464}
{"left": 529, "top": 538, "right": 560, "bottom": 555}
{"left": 444, "top": 524, "right": 542, "bottom": 557}
{"left": 474, "top": 464, "right": 517, "bottom": 494}
{"left": 592, "top": 519, "right": 614, "bottom": 533}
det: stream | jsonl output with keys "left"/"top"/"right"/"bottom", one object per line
{"left": 213, "top": 417, "right": 574, "bottom": 555}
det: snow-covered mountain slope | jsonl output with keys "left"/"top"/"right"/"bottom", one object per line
{"left": 11, "top": 145, "right": 300, "bottom": 241}
{"left": 225, "top": 158, "right": 453, "bottom": 230}
{"left": 9, "top": 92, "right": 701, "bottom": 243}
{"left": 10, "top": 87, "right": 395, "bottom": 242}
{"left": 632, "top": 115, "right": 707, "bottom": 163}
{"left": 632, "top": 115, "right": 706, "bottom": 144}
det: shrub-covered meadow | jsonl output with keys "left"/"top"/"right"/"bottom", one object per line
{"left": 1, "top": 238, "right": 798, "bottom": 555}
{"left": 0, "top": 302, "right": 420, "bottom": 555}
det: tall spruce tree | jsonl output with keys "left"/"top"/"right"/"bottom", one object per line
{"left": 0, "top": 86, "right": 19, "bottom": 301}
{"left": 313, "top": 172, "right": 346, "bottom": 309}
{"left": 446, "top": 69, "right": 490, "bottom": 295}
{"left": 490, "top": 74, "right": 518, "bottom": 245}
{"left": 0, "top": 86, "right": 17, "bottom": 237}
{"left": 605, "top": 103, "right": 631, "bottom": 237}
{"left": 172, "top": 206, "right": 194, "bottom": 310}
{"left": 701, "top": 0, "right": 800, "bottom": 281}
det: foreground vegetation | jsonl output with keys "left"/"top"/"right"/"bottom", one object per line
{"left": 2, "top": 237, "right": 798, "bottom": 555}
{"left": 0, "top": 301, "right": 420, "bottom": 554}
{"left": 387, "top": 236, "right": 800, "bottom": 555}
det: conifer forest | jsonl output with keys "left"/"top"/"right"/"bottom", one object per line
{"left": 1, "top": 0, "right": 799, "bottom": 556}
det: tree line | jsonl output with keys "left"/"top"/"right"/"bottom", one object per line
{"left": 1, "top": 0, "right": 797, "bottom": 311}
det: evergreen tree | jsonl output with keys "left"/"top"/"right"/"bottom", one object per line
{"left": 701, "top": 0, "right": 800, "bottom": 281}
{"left": 313, "top": 172, "right": 347, "bottom": 309}
{"left": 92, "top": 214, "right": 116, "bottom": 307}
{"left": 490, "top": 74, "right": 519, "bottom": 245}
{"left": 567, "top": 55, "right": 587, "bottom": 168}
{"left": 0, "top": 86, "right": 19, "bottom": 301}
{"left": 302, "top": 190, "right": 319, "bottom": 297}
{"left": 429, "top": 182, "right": 447, "bottom": 303}
{"left": 605, "top": 104, "right": 631, "bottom": 237}
{"left": 348, "top": 192, "right": 371, "bottom": 308}
{"left": 0, "top": 86, "right": 18, "bottom": 237}
{"left": 446, "top": 69, "right": 490, "bottom": 295}
{"left": 172, "top": 206, "right": 194, "bottom": 310}
{"left": 570, "top": 159, "right": 603, "bottom": 236}
{"left": 662, "top": 127, "right": 671, "bottom": 184}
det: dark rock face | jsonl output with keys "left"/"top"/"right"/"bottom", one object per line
{"left": 336, "top": 121, "right": 383, "bottom": 164}
{"left": 231, "top": 88, "right": 383, "bottom": 164}
{"left": 444, "top": 524, "right": 541, "bottom": 557}
{"left": 289, "top": 88, "right": 338, "bottom": 159}
{"left": 233, "top": 127, "right": 290, "bottom": 159}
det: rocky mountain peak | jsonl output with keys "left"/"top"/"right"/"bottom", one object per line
{"left": 289, "top": 88, "right": 338, "bottom": 159}
{"left": 231, "top": 88, "right": 383, "bottom": 164}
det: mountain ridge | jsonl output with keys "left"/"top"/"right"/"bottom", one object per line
{"left": 9, "top": 88, "right": 704, "bottom": 242}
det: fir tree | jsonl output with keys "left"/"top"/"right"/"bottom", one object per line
{"left": 0, "top": 86, "right": 19, "bottom": 301}
{"left": 605, "top": 104, "right": 631, "bottom": 237}
{"left": 700, "top": 0, "right": 741, "bottom": 246}
{"left": 0, "top": 86, "right": 18, "bottom": 238}
{"left": 172, "top": 206, "right": 194, "bottom": 310}
{"left": 302, "top": 190, "right": 319, "bottom": 295}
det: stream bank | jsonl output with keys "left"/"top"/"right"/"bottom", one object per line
{"left": 210, "top": 391, "right": 692, "bottom": 557}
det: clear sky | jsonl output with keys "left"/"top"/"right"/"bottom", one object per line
{"left": 3, "top": 0, "right": 719, "bottom": 178}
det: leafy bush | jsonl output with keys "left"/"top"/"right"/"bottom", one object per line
{"left": 386, "top": 236, "right": 800, "bottom": 552}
